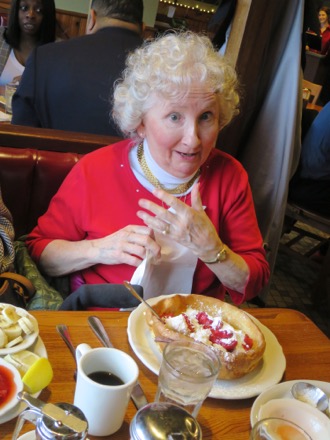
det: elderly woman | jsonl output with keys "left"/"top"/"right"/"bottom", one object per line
{"left": 27, "top": 32, "right": 269, "bottom": 305}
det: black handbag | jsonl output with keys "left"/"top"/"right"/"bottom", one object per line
{"left": 0, "top": 272, "right": 36, "bottom": 308}
{"left": 59, "top": 284, "right": 143, "bottom": 311}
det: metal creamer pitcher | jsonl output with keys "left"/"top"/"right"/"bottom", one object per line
{"left": 12, "top": 392, "right": 88, "bottom": 440}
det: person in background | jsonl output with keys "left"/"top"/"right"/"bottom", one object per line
{"left": 0, "top": 187, "right": 15, "bottom": 273}
{"left": 26, "top": 31, "right": 269, "bottom": 306}
{"left": 289, "top": 101, "right": 330, "bottom": 218}
{"left": 0, "top": 0, "right": 56, "bottom": 86}
{"left": 318, "top": 6, "right": 330, "bottom": 55}
{"left": 11, "top": 0, "right": 144, "bottom": 136}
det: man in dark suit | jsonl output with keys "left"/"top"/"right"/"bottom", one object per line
{"left": 11, "top": 0, "right": 144, "bottom": 136}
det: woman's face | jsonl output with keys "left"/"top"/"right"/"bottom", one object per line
{"left": 319, "top": 10, "right": 329, "bottom": 26}
{"left": 18, "top": 0, "right": 44, "bottom": 37}
{"left": 138, "top": 87, "right": 221, "bottom": 179}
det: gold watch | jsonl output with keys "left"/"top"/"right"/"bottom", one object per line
{"left": 200, "top": 246, "right": 227, "bottom": 264}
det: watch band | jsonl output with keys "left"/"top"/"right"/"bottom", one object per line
{"left": 200, "top": 246, "right": 228, "bottom": 264}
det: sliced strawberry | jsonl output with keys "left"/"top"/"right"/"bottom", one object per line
{"left": 182, "top": 313, "right": 195, "bottom": 332}
{"left": 209, "top": 328, "right": 238, "bottom": 352}
{"left": 218, "top": 339, "right": 238, "bottom": 352}
{"left": 196, "top": 311, "right": 213, "bottom": 329}
{"left": 243, "top": 334, "right": 253, "bottom": 350}
{"left": 211, "top": 329, "right": 233, "bottom": 339}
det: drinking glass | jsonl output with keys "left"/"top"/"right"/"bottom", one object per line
{"left": 250, "top": 417, "right": 312, "bottom": 439}
{"left": 155, "top": 339, "right": 220, "bottom": 417}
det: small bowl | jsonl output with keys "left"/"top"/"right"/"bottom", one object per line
{"left": 0, "top": 357, "right": 23, "bottom": 416}
{"left": 251, "top": 417, "right": 312, "bottom": 439}
{"left": 258, "top": 397, "right": 330, "bottom": 440}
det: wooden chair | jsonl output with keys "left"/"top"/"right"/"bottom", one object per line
{"left": 281, "top": 202, "right": 330, "bottom": 313}
{"left": 302, "top": 79, "right": 323, "bottom": 105}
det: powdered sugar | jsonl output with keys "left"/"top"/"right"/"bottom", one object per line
{"left": 164, "top": 307, "right": 250, "bottom": 353}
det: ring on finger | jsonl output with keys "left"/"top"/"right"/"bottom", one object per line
{"left": 162, "top": 223, "right": 170, "bottom": 235}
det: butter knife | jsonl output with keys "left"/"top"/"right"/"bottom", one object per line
{"left": 87, "top": 315, "right": 148, "bottom": 410}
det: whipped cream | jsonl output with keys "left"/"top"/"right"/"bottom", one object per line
{"left": 164, "top": 307, "right": 251, "bottom": 352}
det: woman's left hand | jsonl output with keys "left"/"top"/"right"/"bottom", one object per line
{"left": 137, "top": 183, "right": 222, "bottom": 259}
{"left": 137, "top": 183, "right": 250, "bottom": 293}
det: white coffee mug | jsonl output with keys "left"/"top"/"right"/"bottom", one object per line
{"left": 74, "top": 343, "right": 139, "bottom": 436}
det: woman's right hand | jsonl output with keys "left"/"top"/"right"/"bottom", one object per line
{"left": 39, "top": 225, "right": 161, "bottom": 277}
{"left": 90, "top": 225, "right": 161, "bottom": 266}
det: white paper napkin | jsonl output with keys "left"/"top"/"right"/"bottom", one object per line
{"left": 0, "top": 110, "right": 11, "bottom": 122}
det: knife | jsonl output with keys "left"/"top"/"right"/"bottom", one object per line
{"left": 87, "top": 315, "right": 148, "bottom": 410}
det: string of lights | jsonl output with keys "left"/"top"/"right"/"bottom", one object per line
{"left": 159, "top": 0, "right": 216, "bottom": 14}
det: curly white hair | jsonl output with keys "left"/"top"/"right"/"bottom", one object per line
{"left": 112, "top": 31, "right": 240, "bottom": 141}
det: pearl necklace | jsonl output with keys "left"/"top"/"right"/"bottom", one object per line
{"left": 137, "top": 143, "right": 200, "bottom": 195}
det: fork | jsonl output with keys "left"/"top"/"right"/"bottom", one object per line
{"left": 56, "top": 324, "right": 77, "bottom": 379}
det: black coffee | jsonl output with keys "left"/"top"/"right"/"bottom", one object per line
{"left": 88, "top": 370, "right": 124, "bottom": 386}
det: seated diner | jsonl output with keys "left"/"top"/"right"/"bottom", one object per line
{"left": 26, "top": 31, "right": 270, "bottom": 306}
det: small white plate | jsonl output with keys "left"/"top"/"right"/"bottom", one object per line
{"left": 0, "top": 305, "right": 39, "bottom": 355}
{"left": 251, "top": 379, "right": 330, "bottom": 426}
{"left": 17, "top": 431, "right": 35, "bottom": 440}
{"left": 257, "top": 397, "right": 330, "bottom": 440}
{"left": 127, "top": 295, "right": 286, "bottom": 399}
{"left": 0, "top": 336, "right": 47, "bottom": 424}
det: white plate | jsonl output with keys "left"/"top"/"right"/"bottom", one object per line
{"left": 127, "top": 295, "right": 286, "bottom": 399}
{"left": 251, "top": 379, "right": 330, "bottom": 426}
{"left": 0, "top": 305, "right": 39, "bottom": 355}
{"left": 0, "top": 336, "right": 47, "bottom": 424}
{"left": 17, "top": 431, "right": 35, "bottom": 440}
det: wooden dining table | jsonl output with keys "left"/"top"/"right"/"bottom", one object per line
{"left": 2, "top": 308, "right": 330, "bottom": 439}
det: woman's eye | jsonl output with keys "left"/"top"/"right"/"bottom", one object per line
{"left": 200, "top": 112, "right": 213, "bottom": 122}
{"left": 19, "top": 5, "right": 43, "bottom": 13}
{"left": 169, "top": 113, "right": 180, "bottom": 122}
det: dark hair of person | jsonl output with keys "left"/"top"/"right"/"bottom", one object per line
{"left": 319, "top": 6, "right": 330, "bottom": 19}
{"left": 91, "top": 0, "right": 143, "bottom": 24}
{"left": 4, "top": 0, "right": 56, "bottom": 49}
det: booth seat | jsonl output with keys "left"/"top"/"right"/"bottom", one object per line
{"left": 0, "top": 125, "right": 121, "bottom": 309}
{"left": 0, "top": 125, "right": 120, "bottom": 238}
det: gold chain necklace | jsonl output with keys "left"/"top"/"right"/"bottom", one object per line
{"left": 137, "top": 143, "right": 201, "bottom": 195}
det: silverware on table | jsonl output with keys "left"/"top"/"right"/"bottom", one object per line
{"left": 291, "top": 381, "right": 330, "bottom": 417}
{"left": 123, "top": 280, "right": 161, "bottom": 320}
{"left": 88, "top": 315, "right": 148, "bottom": 410}
{"left": 56, "top": 324, "right": 77, "bottom": 380}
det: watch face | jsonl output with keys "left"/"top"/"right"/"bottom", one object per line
{"left": 217, "top": 248, "right": 227, "bottom": 262}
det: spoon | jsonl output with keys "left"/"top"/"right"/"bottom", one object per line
{"left": 88, "top": 316, "right": 112, "bottom": 348}
{"left": 123, "top": 280, "right": 161, "bottom": 320}
{"left": 56, "top": 324, "right": 77, "bottom": 380}
{"left": 291, "top": 381, "right": 330, "bottom": 417}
